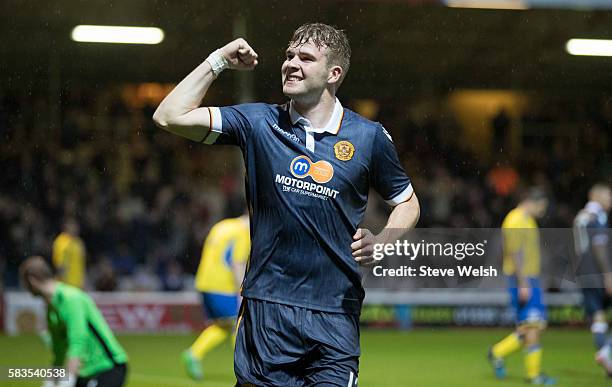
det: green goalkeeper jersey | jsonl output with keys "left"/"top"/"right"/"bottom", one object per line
{"left": 48, "top": 282, "right": 127, "bottom": 377}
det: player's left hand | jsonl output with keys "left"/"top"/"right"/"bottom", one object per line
{"left": 352, "top": 228, "right": 378, "bottom": 266}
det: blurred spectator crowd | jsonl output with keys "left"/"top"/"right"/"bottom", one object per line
{"left": 1, "top": 88, "right": 610, "bottom": 291}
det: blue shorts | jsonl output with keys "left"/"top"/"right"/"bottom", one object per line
{"left": 234, "top": 298, "right": 360, "bottom": 387}
{"left": 201, "top": 292, "right": 239, "bottom": 320}
{"left": 582, "top": 288, "right": 611, "bottom": 319}
{"left": 508, "top": 277, "right": 547, "bottom": 326}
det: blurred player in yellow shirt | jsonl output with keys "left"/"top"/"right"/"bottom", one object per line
{"left": 51, "top": 219, "right": 86, "bottom": 289}
{"left": 182, "top": 212, "right": 250, "bottom": 380}
{"left": 489, "top": 187, "right": 556, "bottom": 385}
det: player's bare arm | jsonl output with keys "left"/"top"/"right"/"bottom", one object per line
{"left": 351, "top": 194, "right": 420, "bottom": 266}
{"left": 65, "top": 357, "right": 81, "bottom": 384}
{"left": 153, "top": 38, "right": 258, "bottom": 141}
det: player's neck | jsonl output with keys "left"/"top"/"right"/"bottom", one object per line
{"left": 40, "top": 280, "right": 58, "bottom": 303}
{"left": 291, "top": 93, "right": 336, "bottom": 129}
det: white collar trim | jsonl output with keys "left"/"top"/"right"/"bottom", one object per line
{"left": 288, "top": 98, "right": 344, "bottom": 135}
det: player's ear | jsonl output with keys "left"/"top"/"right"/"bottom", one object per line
{"left": 327, "top": 65, "right": 343, "bottom": 85}
{"left": 21, "top": 273, "right": 33, "bottom": 291}
{"left": 25, "top": 274, "right": 41, "bottom": 294}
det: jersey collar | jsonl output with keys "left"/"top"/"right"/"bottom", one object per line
{"left": 288, "top": 98, "right": 344, "bottom": 135}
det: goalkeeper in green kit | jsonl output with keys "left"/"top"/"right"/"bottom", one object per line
{"left": 20, "top": 256, "right": 128, "bottom": 387}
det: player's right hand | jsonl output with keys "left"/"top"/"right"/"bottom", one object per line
{"left": 220, "top": 38, "right": 258, "bottom": 70}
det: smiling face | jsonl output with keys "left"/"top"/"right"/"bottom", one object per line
{"left": 282, "top": 23, "right": 351, "bottom": 104}
{"left": 282, "top": 41, "right": 333, "bottom": 102}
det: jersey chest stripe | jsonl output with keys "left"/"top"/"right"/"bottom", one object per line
{"left": 88, "top": 320, "right": 118, "bottom": 366}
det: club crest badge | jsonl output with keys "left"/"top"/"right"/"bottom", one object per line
{"left": 334, "top": 141, "right": 355, "bottom": 161}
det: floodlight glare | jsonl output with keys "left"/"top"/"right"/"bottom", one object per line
{"left": 446, "top": 0, "right": 528, "bottom": 9}
{"left": 566, "top": 39, "right": 612, "bottom": 57}
{"left": 71, "top": 25, "right": 164, "bottom": 44}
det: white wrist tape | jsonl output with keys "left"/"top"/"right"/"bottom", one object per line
{"left": 205, "top": 49, "right": 229, "bottom": 77}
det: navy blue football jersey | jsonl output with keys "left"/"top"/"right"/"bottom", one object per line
{"left": 202, "top": 99, "right": 413, "bottom": 314}
{"left": 574, "top": 201, "right": 609, "bottom": 287}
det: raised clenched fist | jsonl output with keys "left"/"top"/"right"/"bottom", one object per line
{"left": 220, "top": 38, "right": 259, "bottom": 70}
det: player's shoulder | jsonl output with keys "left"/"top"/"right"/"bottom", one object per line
{"left": 210, "top": 218, "right": 233, "bottom": 234}
{"left": 53, "top": 232, "right": 67, "bottom": 244}
{"left": 342, "top": 109, "right": 394, "bottom": 142}
{"left": 210, "top": 217, "right": 246, "bottom": 235}
{"left": 342, "top": 109, "right": 381, "bottom": 131}
{"left": 226, "top": 102, "right": 283, "bottom": 117}
{"left": 54, "top": 282, "right": 88, "bottom": 304}
{"left": 502, "top": 208, "right": 524, "bottom": 228}
{"left": 226, "top": 217, "right": 250, "bottom": 235}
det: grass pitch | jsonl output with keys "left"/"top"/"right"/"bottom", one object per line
{"left": 0, "top": 328, "right": 607, "bottom": 386}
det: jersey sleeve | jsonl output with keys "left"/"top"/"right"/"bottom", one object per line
{"left": 61, "top": 294, "right": 88, "bottom": 360}
{"left": 201, "top": 103, "right": 267, "bottom": 150}
{"left": 51, "top": 340, "right": 66, "bottom": 366}
{"left": 48, "top": 315, "right": 67, "bottom": 366}
{"left": 370, "top": 124, "right": 414, "bottom": 206}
